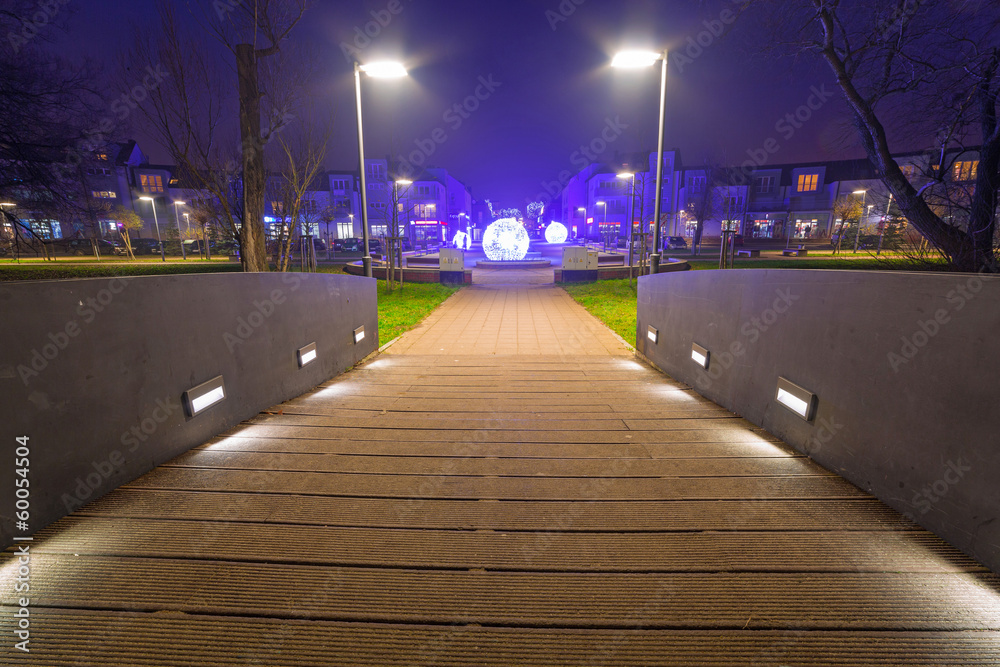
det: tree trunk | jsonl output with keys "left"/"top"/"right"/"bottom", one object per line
{"left": 237, "top": 43, "right": 268, "bottom": 272}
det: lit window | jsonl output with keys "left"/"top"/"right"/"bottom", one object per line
{"left": 140, "top": 174, "right": 164, "bottom": 193}
{"left": 797, "top": 174, "right": 819, "bottom": 192}
{"left": 953, "top": 161, "right": 979, "bottom": 182}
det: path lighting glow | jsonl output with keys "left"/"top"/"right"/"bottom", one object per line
{"left": 691, "top": 343, "right": 710, "bottom": 369}
{"left": 183, "top": 375, "right": 226, "bottom": 417}
{"left": 647, "top": 326, "right": 659, "bottom": 344}
{"left": 354, "top": 326, "right": 366, "bottom": 344}
{"left": 775, "top": 376, "right": 817, "bottom": 421}
{"left": 483, "top": 217, "right": 530, "bottom": 261}
{"left": 545, "top": 222, "right": 568, "bottom": 244}
{"left": 360, "top": 61, "right": 408, "bottom": 78}
{"left": 297, "top": 342, "right": 318, "bottom": 368}
{"left": 612, "top": 50, "right": 661, "bottom": 69}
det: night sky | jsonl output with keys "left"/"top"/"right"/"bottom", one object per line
{"left": 62, "top": 0, "right": 855, "bottom": 206}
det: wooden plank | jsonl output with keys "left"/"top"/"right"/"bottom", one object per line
{"left": 7, "top": 609, "right": 1000, "bottom": 666}
{"left": 124, "top": 467, "right": 863, "bottom": 500}
{"left": 23, "top": 555, "right": 1000, "bottom": 630}
{"left": 28, "top": 518, "right": 984, "bottom": 573}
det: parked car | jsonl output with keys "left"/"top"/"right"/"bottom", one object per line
{"left": 215, "top": 240, "right": 239, "bottom": 256}
{"left": 130, "top": 238, "right": 163, "bottom": 255}
{"left": 400, "top": 237, "right": 413, "bottom": 252}
{"left": 335, "top": 237, "right": 360, "bottom": 252}
{"left": 665, "top": 236, "right": 688, "bottom": 250}
{"left": 733, "top": 233, "right": 744, "bottom": 246}
{"left": 50, "top": 238, "right": 119, "bottom": 256}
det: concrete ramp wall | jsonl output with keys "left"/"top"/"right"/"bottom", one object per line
{"left": 637, "top": 269, "right": 1000, "bottom": 574}
{"left": 0, "top": 272, "right": 378, "bottom": 548}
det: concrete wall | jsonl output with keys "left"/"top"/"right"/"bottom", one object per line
{"left": 637, "top": 269, "right": 1000, "bottom": 574}
{"left": 0, "top": 273, "right": 378, "bottom": 548}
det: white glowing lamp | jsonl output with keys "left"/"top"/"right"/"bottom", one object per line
{"left": 360, "top": 62, "right": 408, "bottom": 78}
{"left": 482, "top": 218, "right": 530, "bottom": 261}
{"left": 611, "top": 50, "right": 662, "bottom": 69}
{"left": 545, "top": 222, "right": 568, "bottom": 244}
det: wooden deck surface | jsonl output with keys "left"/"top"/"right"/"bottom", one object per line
{"left": 3, "top": 285, "right": 999, "bottom": 664}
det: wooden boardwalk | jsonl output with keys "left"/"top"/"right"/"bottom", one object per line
{"left": 4, "top": 285, "right": 1000, "bottom": 665}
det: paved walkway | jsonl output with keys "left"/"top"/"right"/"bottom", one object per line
{"left": 4, "top": 281, "right": 1000, "bottom": 665}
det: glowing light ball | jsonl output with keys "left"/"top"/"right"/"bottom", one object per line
{"left": 452, "top": 231, "right": 471, "bottom": 250}
{"left": 482, "top": 218, "right": 530, "bottom": 261}
{"left": 544, "top": 222, "right": 568, "bottom": 244}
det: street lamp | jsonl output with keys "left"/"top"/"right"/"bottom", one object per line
{"left": 613, "top": 48, "right": 668, "bottom": 273}
{"left": 851, "top": 189, "right": 867, "bottom": 253}
{"left": 878, "top": 193, "right": 894, "bottom": 256}
{"left": 139, "top": 196, "right": 165, "bottom": 262}
{"left": 354, "top": 60, "right": 408, "bottom": 278}
{"left": 618, "top": 172, "right": 637, "bottom": 270}
{"left": 173, "top": 200, "right": 187, "bottom": 260}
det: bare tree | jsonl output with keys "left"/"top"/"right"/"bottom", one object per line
{"left": 268, "top": 122, "right": 331, "bottom": 272}
{"left": 124, "top": 0, "right": 312, "bottom": 272}
{"left": 745, "top": 0, "right": 1000, "bottom": 272}
{"left": 208, "top": 0, "right": 313, "bottom": 272}
{"left": 0, "top": 3, "right": 112, "bottom": 256}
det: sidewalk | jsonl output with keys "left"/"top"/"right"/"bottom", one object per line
{"left": 386, "top": 283, "right": 631, "bottom": 356}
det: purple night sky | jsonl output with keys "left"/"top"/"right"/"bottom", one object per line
{"left": 59, "top": 0, "right": 859, "bottom": 206}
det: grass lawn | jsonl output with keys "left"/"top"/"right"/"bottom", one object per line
{"left": 317, "top": 266, "right": 460, "bottom": 346}
{"left": 562, "top": 279, "right": 638, "bottom": 346}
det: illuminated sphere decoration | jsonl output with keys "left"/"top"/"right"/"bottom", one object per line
{"left": 482, "top": 218, "right": 530, "bottom": 261}
{"left": 544, "top": 222, "right": 569, "bottom": 244}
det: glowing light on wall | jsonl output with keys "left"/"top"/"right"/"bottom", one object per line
{"left": 545, "top": 222, "right": 568, "bottom": 244}
{"left": 482, "top": 218, "right": 530, "bottom": 261}
{"left": 452, "top": 231, "right": 471, "bottom": 250}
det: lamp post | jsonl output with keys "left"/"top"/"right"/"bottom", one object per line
{"left": 173, "top": 200, "right": 187, "bottom": 260}
{"left": 394, "top": 179, "right": 412, "bottom": 245}
{"left": 596, "top": 200, "right": 607, "bottom": 250}
{"left": 877, "top": 193, "right": 893, "bottom": 256}
{"left": 139, "top": 196, "right": 165, "bottom": 262}
{"left": 852, "top": 189, "right": 867, "bottom": 254}
{"left": 613, "top": 49, "right": 668, "bottom": 273}
{"left": 618, "top": 172, "right": 636, "bottom": 273}
{"left": 353, "top": 60, "right": 408, "bottom": 278}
